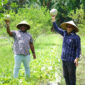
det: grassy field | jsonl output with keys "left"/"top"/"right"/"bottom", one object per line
{"left": 0, "top": 34, "right": 62, "bottom": 85}
{"left": 0, "top": 33, "right": 85, "bottom": 85}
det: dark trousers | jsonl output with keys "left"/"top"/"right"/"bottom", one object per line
{"left": 62, "top": 61, "right": 76, "bottom": 85}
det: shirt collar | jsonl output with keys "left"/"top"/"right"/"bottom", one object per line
{"left": 19, "top": 30, "right": 27, "bottom": 33}
{"left": 66, "top": 31, "right": 75, "bottom": 35}
{"left": 70, "top": 31, "right": 75, "bottom": 35}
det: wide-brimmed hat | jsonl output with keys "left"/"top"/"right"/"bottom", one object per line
{"left": 60, "top": 21, "right": 79, "bottom": 32}
{"left": 17, "top": 21, "right": 30, "bottom": 30}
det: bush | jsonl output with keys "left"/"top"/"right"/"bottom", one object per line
{"left": 68, "top": 5, "right": 85, "bottom": 36}
{"left": 68, "top": 5, "right": 85, "bottom": 24}
{"left": 78, "top": 24, "right": 85, "bottom": 36}
{"left": 0, "top": 6, "right": 52, "bottom": 39}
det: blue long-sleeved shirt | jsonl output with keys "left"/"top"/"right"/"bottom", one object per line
{"left": 53, "top": 22, "right": 81, "bottom": 62}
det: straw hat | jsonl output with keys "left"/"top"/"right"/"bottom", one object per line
{"left": 60, "top": 21, "right": 79, "bottom": 32}
{"left": 17, "top": 21, "right": 30, "bottom": 30}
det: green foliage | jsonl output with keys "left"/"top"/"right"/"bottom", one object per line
{"left": 0, "top": 0, "right": 8, "bottom": 17}
{"left": 68, "top": 5, "right": 85, "bottom": 36}
{"left": 78, "top": 24, "right": 85, "bottom": 36}
{"left": 0, "top": 6, "right": 52, "bottom": 39}
{"left": 10, "top": 2, "right": 18, "bottom": 8}
{"left": 0, "top": 34, "right": 62, "bottom": 85}
{"left": 68, "top": 5, "right": 85, "bottom": 24}
{"left": 0, "top": 0, "right": 8, "bottom": 6}
{"left": 0, "top": 0, "right": 85, "bottom": 24}
{"left": 0, "top": 34, "right": 85, "bottom": 85}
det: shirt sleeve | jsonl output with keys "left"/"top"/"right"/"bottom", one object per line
{"left": 53, "top": 22, "right": 64, "bottom": 36}
{"left": 30, "top": 35, "right": 33, "bottom": 43}
{"left": 11, "top": 31, "right": 16, "bottom": 37}
{"left": 75, "top": 36, "right": 81, "bottom": 58}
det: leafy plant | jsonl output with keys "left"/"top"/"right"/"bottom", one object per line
{"left": 0, "top": 6, "right": 52, "bottom": 39}
{"left": 68, "top": 5, "right": 85, "bottom": 24}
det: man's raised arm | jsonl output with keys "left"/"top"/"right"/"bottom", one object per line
{"left": 51, "top": 16, "right": 64, "bottom": 36}
{"left": 5, "top": 20, "right": 13, "bottom": 36}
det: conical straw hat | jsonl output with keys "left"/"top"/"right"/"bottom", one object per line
{"left": 60, "top": 21, "right": 79, "bottom": 32}
{"left": 17, "top": 21, "right": 30, "bottom": 30}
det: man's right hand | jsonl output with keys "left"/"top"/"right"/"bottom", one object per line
{"left": 5, "top": 20, "right": 10, "bottom": 25}
{"left": 51, "top": 16, "right": 56, "bottom": 22}
{"left": 5, "top": 20, "right": 13, "bottom": 36}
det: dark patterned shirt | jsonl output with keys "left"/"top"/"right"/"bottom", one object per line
{"left": 12, "top": 30, "right": 33, "bottom": 56}
{"left": 53, "top": 22, "right": 81, "bottom": 62}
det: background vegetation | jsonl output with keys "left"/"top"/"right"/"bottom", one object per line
{"left": 0, "top": 0, "right": 85, "bottom": 85}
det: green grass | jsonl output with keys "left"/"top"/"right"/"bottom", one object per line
{"left": 0, "top": 34, "right": 62, "bottom": 85}
{"left": 0, "top": 33, "right": 85, "bottom": 85}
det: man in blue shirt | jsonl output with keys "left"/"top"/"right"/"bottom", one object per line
{"left": 51, "top": 16, "right": 81, "bottom": 85}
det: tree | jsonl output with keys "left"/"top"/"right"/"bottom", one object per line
{"left": 0, "top": 0, "right": 85, "bottom": 23}
{"left": 0, "top": 0, "right": 8, "bottom": 17}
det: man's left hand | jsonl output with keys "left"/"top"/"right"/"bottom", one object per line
{"left": 74, "top": 58, "right": 79, "bottom": 66}
{"left": 33, "top": 54, "right": 36, "bottom": 59}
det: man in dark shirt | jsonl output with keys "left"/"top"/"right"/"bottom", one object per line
{"left": 51, "top": 16, "right": 81, "bottom": 85}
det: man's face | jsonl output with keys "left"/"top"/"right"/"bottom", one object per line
{"left": 20, "top": 25, "right": 28, "bottom": 32}
{"left": 66, "top": 24, "right": 74, "bottom": 33}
